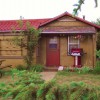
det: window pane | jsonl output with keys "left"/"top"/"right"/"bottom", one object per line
{"left": 49, "top": 37, "right": 57, "bottom": 44}
{"left": 69, "top": 44, "right": 79, "bottom": 53}
{"left": 68, "top": 36, "right": 79, "bottom": 54}
{"left": 49, "top": 37, "right": 58, "bottom": 49}
{"left": 49, "top": 44, "right": 57, "bottom": 49}
{"left": 69, "top": 36, "right": 78, "bottom": 43}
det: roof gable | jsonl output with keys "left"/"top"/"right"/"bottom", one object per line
{"left": 40, "top": 12, "right": 100, "bottom": 30}
{"left": 0, "top": 12, "right": 100, "bottom": 33}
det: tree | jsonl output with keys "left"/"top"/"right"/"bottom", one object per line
{"left": 12, "top": 21, "right": 40, "bottom": 70}
{"left": 93, "top": 18, "right": 100, "bottom": 25}
{"left": 92, "top": 18, "right": 100, "bottom": 50}
{"left": 73, "top": 0, "right": 98, "bottom": 15}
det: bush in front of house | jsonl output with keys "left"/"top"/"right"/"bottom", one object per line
{"left": 0, "top": 69, "right": 44, "bottom": 99}
{"left": 0, "top": 67, "right": 100, "bottom": 99}
{"left": 16, "top": 64, "right": 26, "bottom": 70}
{"left": 77, "top": 66, "right": 92, "bottom": 74}
{"left": 31, "top": 64, "right": 44, "bottom": 72}
{"left": 1, "top": 79, "right": 100, "bottom": 100}
{"left": 58, "top": 66, "right": 91, "bottom": 75}
{"left": 93, "top": 61, "right": 100, "bottom": 74}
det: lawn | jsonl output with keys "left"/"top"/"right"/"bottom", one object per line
{"left": 54, "top": 71, "right": 100, "bottom": 87}
{"left": 0, "top": 70, "right": 100, "bottom": 99}
{"left": 0, "top": 70, "right": 100, "bottom": 87}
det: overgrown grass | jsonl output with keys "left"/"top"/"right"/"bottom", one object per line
{"left": 0, "top": 78, "right": 100, "bottom": 100}
{"left": 31, "top": 64, "right": 44, "bottom": 72}
{"left": 16, "top": 64, "right": 26, "bottom": 70}
{"left": 0, "top": 63, "right": 100, "bottom": 100}
{"left": 55, "top": 70, "right": 100, "bottom": 87}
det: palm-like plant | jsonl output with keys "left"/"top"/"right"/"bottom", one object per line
{"left": 73, "top": 0, "right": 98, "bottom": 15}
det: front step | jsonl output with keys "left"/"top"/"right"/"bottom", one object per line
{"left": 44, "top": 67, "right": 58, "bottom": 72}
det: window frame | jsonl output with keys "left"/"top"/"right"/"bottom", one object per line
{"left": 68, "top": 36, "right": 80, "bottom": 55}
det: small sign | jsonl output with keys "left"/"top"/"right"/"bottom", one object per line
{"left": 71, "top": 53, "right": 81, "bottom": 56}
{"left": 58, "top": 66, "right": 64, "bottom": 71}
{"left": 71, "top": 48, "right": 83, "bottom": 56}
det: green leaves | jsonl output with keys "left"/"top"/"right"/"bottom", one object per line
{"left": 96, "top": 50, "right": 100, "bottom": 58}
{"left": 12, "top": 21, "right": 40, "bottom": 70}
{"left": 73, "top": 0, "right": 85, "bottom": 15}
{"left": 73, "top": 0, "right": 98, "bottom": 15}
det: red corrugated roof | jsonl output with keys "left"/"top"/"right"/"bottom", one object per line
{"left": 40, "top": 12, "right": 100, "bottom": 30}
{"left": 0, "top": 19, "right": 50, "bottom": 32}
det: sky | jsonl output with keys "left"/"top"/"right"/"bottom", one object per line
{"left": 0, "top": 0, "right": 100, "bottom": 22}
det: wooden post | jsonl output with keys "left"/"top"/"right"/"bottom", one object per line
{"left": 92, "top": 34, "right": 96, "bottom": 68}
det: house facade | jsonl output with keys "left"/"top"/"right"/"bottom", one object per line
{"left": 0, "top": 12, "right": 100, "bottom": 68}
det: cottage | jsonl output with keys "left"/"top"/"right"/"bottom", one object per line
{"left": 0, "top": 12, "right": 100, "bottom": 68}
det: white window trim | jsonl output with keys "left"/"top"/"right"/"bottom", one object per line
{"left": 68, "top": 36, "right": 80, "bottom": 55}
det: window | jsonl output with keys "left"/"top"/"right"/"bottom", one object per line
{"left": 49, "top": 37, "right": 58, "bottom": 49}
{"left": 68, "top": 36, "right": 79, "bottom": 55}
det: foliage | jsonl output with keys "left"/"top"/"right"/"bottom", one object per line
{"left": 96, "top": 50, "right": 100, "bottom": 58}
{"left": 97, "top": 33, "right": 100, "bottom": 50}
{"left": 92, "top": 18, "right": 100, "bottom": 50}
{"left": 64, "top": 67, "right": 70, "bottom": 72}
{"left": 10, "top": 69, "right": 44, "bottom": 85}
{"left": 0, "top": 69, "right": 44, "bottom": 99}
{"left": 77, "top": 67, "right": 91, "bottom": 74}
{"left": 57, "top": 67, "right": 91, "bottom": 75}
{"left": 93, "top": 18, "right": 100, "bottom": 25}
{"left": 57, "top": 70, "right": 71, "bottom": 76}
{"left": 0, "top": 69, "right": 13, "bottom": 77}
{"left": 12, "top": 21, "right": 40, "bottom": 70}
{"left": 16, "top": 64, "right": 26, "bottom": 70}
{"left": 73, "top": 0, "right": 98, "bottom": 15}
{"left": 31, "top": 64, "right": 44, "bottom": 72}
{"left": 37, "top": 80, "right": 56, "bottom": 100}
{"left": 0, "top": 71, "right": 100, "bottom": 100}
{"left": 37, "top": 81, "right": 100, "bottom": 100}
{"left": 0, "top": 70, "right": 5, "bottom": 77}
{"left": 93, "top": 61, "right": 100, "bottom": 74}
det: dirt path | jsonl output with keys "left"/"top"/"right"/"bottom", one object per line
{"left": 40, "top": 72, "right": 57, "bottom": 81}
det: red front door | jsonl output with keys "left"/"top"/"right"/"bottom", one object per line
{"left": 46, "top": 36, "right": 60, "bottom": 67}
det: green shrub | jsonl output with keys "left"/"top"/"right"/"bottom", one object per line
{"left": 64, "top": 67, "right": 70, "bottom": 72}
{"left": 31, "top": 64, "right": 44, "bottom": 72}
{"left": 93, "top": 61, "right": 100, "bottom": 74}
{"left": 96, "top": 50, "right": 100, "bottom": 58}
{"left": 10, "top": 69, "right": 44, "bottom": 85}
{"left": 16, "top": 64, "right": 26, "bottom": 70}
{"left": 0, "top": 69, "right": 13, "bottom": 77}
{"left": 78, "top": 66, "right": 91, "bottom": 74}
{"left": 0, "top": 69, "right": 44, "bottom": 99}
{"left": 1, "top": 78, "right": 100, "bottom": 100}
{"left": 37, "top": 80, "right": 56, "bottom": 100}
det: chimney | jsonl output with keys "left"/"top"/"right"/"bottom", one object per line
{"left": 83, "top": 15, "right": 85, "bottom": 20}
{"left": 20, "top": 16, "right": 24, "bottom": 20}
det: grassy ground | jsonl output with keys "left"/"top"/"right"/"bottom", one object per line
{"left": 0, "top": 71, "right": 100, "bottom": 100}
{"left": 54, "top": 71, "right": 100, "bottom": 87}
{"left": 0, "top": 75, "right": 14, "bottom": 83}
{"left": 1, "top": 71, "right": 100, "bottom": 87}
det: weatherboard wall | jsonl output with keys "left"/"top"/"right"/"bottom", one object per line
{"left": 0, "top": 35, "right": 37, "bottom": 67}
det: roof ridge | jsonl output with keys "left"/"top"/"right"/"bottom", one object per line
{"left": 39, "top": 12, "right": 100, "bottom": 29}
{"left": 0, "top": 18, "right": 51, "bottom": 22}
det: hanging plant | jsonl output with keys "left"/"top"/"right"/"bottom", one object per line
{"left": 72, "top": 35, "right": 86, "bottom": 41}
